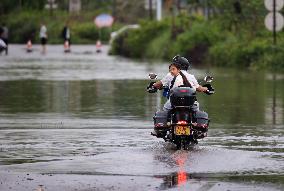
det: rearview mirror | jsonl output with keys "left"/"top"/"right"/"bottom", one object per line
{"left": 148, "top": 73, "right": 157, "bottom": 80}
{"left": 204, "top": 76, "right": 213, "bottom": 83}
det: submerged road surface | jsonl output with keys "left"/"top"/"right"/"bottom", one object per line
{"left": 0, "top": 45, "right": 283, "bottom": 191}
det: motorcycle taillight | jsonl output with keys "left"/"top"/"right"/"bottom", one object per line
{"left": 177, "top": 120, "right": 187, "bottom": 125}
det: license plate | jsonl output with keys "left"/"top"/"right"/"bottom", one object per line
{"left": 174, "top": 126, "right": 190, "bottom": 135}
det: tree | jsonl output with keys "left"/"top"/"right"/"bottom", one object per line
{"left": 0, "top": 0, "right": 45, "bottom": 15}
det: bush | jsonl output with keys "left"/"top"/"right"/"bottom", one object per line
{"left": 208, "top": 34, "right": 239, "bottom": 67}
{"left": 209, "top": 37, "right": 284, "bottom": 70}
{"left": 173, "top": 21, "right": 223, "bottom": 64}
{"left": 110, "top": 14, "right": 284, "bottom": 71}
{"left": 109, "top": 29, "right": 132, "bottom": 56}
{"left": 73, "top": 23, "right": 99, "bottom": 43}
{"left": 251, "top": 44, "right": 284, "bottom": 70}
{"left": 110, "top": 19, "right": 169, "bottom": 58}
{"left": 145, "top": 30, "right": 172, "bottom": 59}
{"left": 6, "top": 11, "right": 41, "bottom": 43}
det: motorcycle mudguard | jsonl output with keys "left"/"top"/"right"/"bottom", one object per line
{"left": 172, "top": 110, "right": 190, "bottom": 123}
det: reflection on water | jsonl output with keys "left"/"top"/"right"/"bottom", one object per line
{"left": 0, "top": 80, "right": 150, "bottom": 119}
{"left": 0, "top": 70, "right": 283, "bottom": 126}
{"left": 265, "top": 73, "right": 284, "bottom": 125}
{"left": 160, "top": 151, "right": 189, "bottom": 189}
{"left": 154, "top": 148, "right": 284, "bottom": 190}
{"left": 202, "top": 69, "right": 284, "bottom": 126}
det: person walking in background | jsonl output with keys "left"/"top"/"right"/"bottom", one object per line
{"left": 96, "top": 40, "right": 102, "bottom": 53}
{"left": 0, "top": 23, "right": 9, "bottom": 55}
{"left": 39, "top": 23, "right": 48, "bottom": 54}
{"left": 0, "top": 38, "right": 7, "bottom": 55}
{"left": 26, "top": 32, "right": 35, "bottom": 53}
{"left": 62, "top": 23, "right": 71, "bottom": 52}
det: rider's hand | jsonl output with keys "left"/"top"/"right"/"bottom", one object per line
{"left": 147, "top": 82, "right": 158, "bottom": 93}
{"left": 203, "top": 84, "right": 215, "bottom": 95}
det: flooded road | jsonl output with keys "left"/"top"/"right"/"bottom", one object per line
{"left": 0, "top": 45, "right": 283, "bottom": 191}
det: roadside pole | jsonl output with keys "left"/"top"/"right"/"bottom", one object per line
{"left": 273, "top": 0, "right": 276, "bottom": 45}
{"left": 157, "top": 0, "right": 162, "bottom": 21}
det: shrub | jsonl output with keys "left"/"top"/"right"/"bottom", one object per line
{"left": 109, "top": 29, "right": 132, "bottom": 56}
{"left": 145, "top": 30, "right": 172, "bottom": 59}
{"left": 110, "top": 19, "right": 170, "bottom": 58}
{"left": 73, "top": 23, "right": 99, "bottom": 43}
{"left": 209, "top": 37, "right": 284, "bottom": 70}
{"left": 250, "top": 44, "right": 284, "bottom": 70}
{"left": 173, "top": 21, "right": 223, "bottom": 64}
{"left": 6, "top": 11, "right": 41, "bottom": 43}
{"left": 109, "top": 14, "right": 284, "bottom": 70}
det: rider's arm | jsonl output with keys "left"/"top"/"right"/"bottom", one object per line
{"left": 181, "top": 71, "right": 212, "bottom": 94}
{"left": 188, "top": 73, "right": 208, "bottom": 93}
{"left": 153, "top": 81, "right": 163, "bottom": 89}
{"left": 196, "top": 85, "right": 208, "bottom": 93}
{"left": 153, "top": 73, "right": 172, "bottom": 89}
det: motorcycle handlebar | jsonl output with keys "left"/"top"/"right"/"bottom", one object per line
{"left": 146, "top": 82, "right": 158, "bottom": 93}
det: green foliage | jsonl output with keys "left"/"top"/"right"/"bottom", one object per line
{"left": 73, "top": 23, "right": 99, "bottom": 43}
{"left": 209, "top": 37, "right": 284, "bottom": 70}
{"left": 208, "top": 34, "right": 239, "bottom": 67}
{"left": 6, "top": 11, "right": 41, "bottom": 43}
{"left": 110, "top": 10, "right": 284, "bottom": 70}
{"left": 126, "top": 20, "right": 169, "bottom": 58}
{"left": 73, "top": 23, "right": 112, "bottom": 43}
{"left": 145, "top": 30, "right": 172, "bottom": 59}
{"left": 2, "top": 0, "right": 284, "bottom": 70}
{"left": 173, "top": 21, "right": 223, "bottom": 60}
{"left": 0, "top": 0, "right": 45, "bottom": 14}
{"left": 109, "top": 30, "right": 130, "bottom": 56}
{"left": 81, "top": 0, "right": 113, "bottom": 11}
{"left": 111, "top": 19, "right": 169, "bottom": 58}
{"left": 111, "top": 16, "right": 226, "bottom": 65}
{"left": 251, "top": 44, "right": 284, "bottom": 70}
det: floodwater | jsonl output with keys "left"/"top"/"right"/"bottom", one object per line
{"left": 0, "top": 45, "right": 283, "bottom": 191}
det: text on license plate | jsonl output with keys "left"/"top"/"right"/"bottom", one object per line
{"left": 175, "top": 126, "right": 190, "bottom": 135}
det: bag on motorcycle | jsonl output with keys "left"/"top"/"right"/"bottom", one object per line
{"left": 153, "top": 111, "right": 169, "bottom": 129}
{"left": 170, "top": 87, "right": 196, "bottom": 107}
{"left": 192, "top": 111, "right": 209, "bottom": 132}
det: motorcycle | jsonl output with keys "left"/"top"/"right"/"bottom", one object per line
{"left": 147, "top": 73, "right": 214, "bottom": 149}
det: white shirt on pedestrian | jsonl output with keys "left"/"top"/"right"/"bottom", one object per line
{"left": 40, "top": 25, "right": 47, "bottom": 38}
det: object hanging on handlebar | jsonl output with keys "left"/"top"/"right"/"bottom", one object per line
{"left": 162, "top": 86, "right": 170, "bottom": 98}
{"left": 202, "top": 84, "right": 215, "bottom": 95}
{"left": 147, "top": 82, "right": 158, "bottom": 93}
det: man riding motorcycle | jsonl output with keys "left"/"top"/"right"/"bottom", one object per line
{"left": 147, "top": 55, "right": 214, "bottom": 139}
{"left": 148, "top": 55, "right": 214, "bottom": 112}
